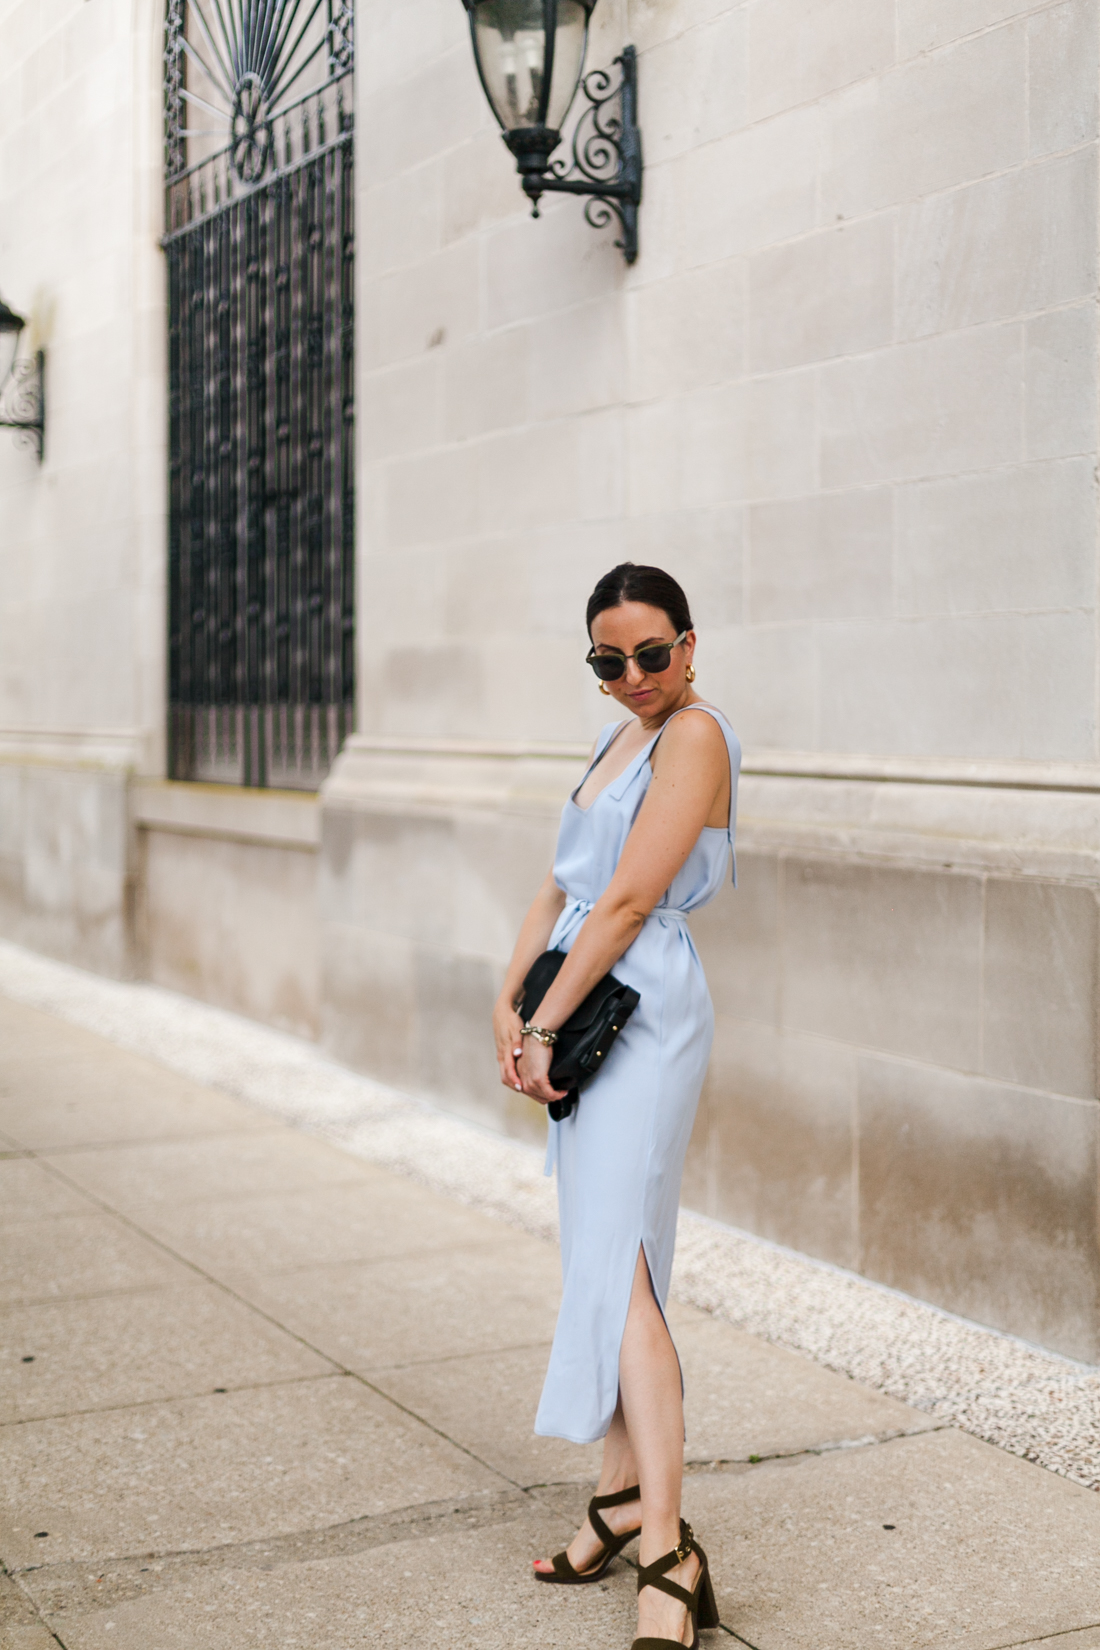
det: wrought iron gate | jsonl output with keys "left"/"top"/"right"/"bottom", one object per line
{"left": 163, "top": 2, "right": 354, "bottom": 788}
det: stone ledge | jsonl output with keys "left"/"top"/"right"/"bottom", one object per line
{"left": 132, "top": 781, "right": 320, "bottom": 851}
{"left": 321, "top": 738, "right": 1100, "bottom": 882}
{"left": 0, "top": 727, "right": 147, "bottom": 772}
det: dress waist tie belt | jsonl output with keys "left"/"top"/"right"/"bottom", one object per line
{"left": 543, "top": 898, "right": 692, "bottom": 1177}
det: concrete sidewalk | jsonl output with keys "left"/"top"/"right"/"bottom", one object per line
{"left": 2, "top": 994, "right": 1099, "bottom": 1650}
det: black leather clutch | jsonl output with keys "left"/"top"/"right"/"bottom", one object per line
{"left": 519, "top": 949, "right": 641, "bottom": 1122}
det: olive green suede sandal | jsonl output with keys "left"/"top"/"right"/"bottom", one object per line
{"left": 630, "top": 1519, "right": 720, "bottom": 1650}
{"left": 534, "top": 1485, "right": 642, "bottom": 1584}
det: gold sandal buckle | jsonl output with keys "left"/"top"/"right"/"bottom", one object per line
{"left": 674, "top": 1523, "right": 694, "bottom": 1564}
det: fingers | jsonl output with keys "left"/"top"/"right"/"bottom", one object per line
{"left": 498, "top": 1037, "right": 527, "bottom": 1092}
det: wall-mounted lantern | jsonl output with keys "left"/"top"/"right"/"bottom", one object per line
{"left": 0, "top": 295, "right": 45, "bottom": 462}
{"left": 460, "top": 1, "right": 642, "bottom": 263}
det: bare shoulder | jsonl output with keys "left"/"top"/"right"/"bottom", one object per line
{"left": 652, "top": 705, "right": 729, "bottom": 768}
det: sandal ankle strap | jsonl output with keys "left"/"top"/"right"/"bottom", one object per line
{"left": 636, "top": 1520, "right": 700, "bottom": 1607}
{"left": 588, "top": 1483, "right": 640, "bottom": 1549}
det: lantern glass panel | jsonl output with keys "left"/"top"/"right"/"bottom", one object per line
{"left": 473, "top": 0, "right": 590, "bottom": 132}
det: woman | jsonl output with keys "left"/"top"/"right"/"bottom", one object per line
{"left": 493, "top": 563, "right": 740, "bottom": 1650}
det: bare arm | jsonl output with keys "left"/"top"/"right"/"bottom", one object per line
{"left": 492, "top": 868, "right": 568, "bottom": 1092}
{"left": 518, "top": 711, "right": 728, "bottom": 1104}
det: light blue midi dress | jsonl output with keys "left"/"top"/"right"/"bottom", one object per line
{"left": 535, "top": 703, "right": 741, "bottom": 1445}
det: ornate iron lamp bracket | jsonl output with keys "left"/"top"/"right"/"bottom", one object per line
{"left": 0, "top": 351, "right": 45, "bottom": 462}
{"left": 506, "top": 46, "right": 642, "bottom": 265}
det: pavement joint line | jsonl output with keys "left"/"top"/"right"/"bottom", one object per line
{"left": 683, "top": 1421, "right": 953, "bottom": 1474}
{"left": 7, "top": 1489, "right": 534, "bottom": 1616}
{"left": 8, "top": 1126, "right": 292, "bottom": 1157}
{"left": 982, "top": 1627, "right": 1100, "bottom": 1650}
{"left": 24, "top": 1152, "right": 531, "bottom": 1495}
{"left": 2, "top": 1562, "right": 71, "bottom": 1650}
{"left": 0, "top": 1369, "right": 351, "bottom": 1430}
{"left": 367, "top": 1337, "right": 555, "bottom": 1374}
{"left": 0, "top": 1280, "right": 233, "bottom": 1313}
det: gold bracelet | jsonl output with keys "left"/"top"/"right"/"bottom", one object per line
{"left": 521, "top": 1022, "right": 559, "bottom": 1047}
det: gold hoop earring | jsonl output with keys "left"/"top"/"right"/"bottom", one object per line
{"left": 685, "top": 664, "right": 696, "bottom": 684}
{"left": 599, "top": 682, "right": 611, "bottom": 695}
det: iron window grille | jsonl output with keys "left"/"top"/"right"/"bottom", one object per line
{"left": 163, "top": 1, "right": 355, "bottom": 790}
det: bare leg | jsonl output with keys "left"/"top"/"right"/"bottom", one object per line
{"left": 532, "top": 1396, "right": 641, "bottom": 1574}
{"left": 619, "top": 1247, "right": 701, "bottom": 1645}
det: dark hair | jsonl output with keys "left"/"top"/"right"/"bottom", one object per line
{"left": 586, "top": 563, "right": 693, "bottom": 638}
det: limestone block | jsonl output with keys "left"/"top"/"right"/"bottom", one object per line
{"left": 322, "top": 919, "right": 419, "bottom": 1087}
{"left": 530, "top": 295, "right": 626, "bottom": 419}
{"left": 361, "top": 356, "right": 443, "bottom": 461}
{"left": 678, "top": 369, "right": 818, "bottom": 508}
{"left": 674, "top": 103, "right": 821, "bottom": 267}
{"left": 897, "top": 0, "right": 1034, "bottom": 56}
{"left": 1025, "top": 304, "right": 1099, "bottom": 461}
{"left": 627, "top": 259, "right": 747, "bottom": 400}
{"left": 478, "top": 419, "right": 582, "bottom": 533}
{"left": 781, "top": 859, "right": 983, "bottom": 1068}
{"left": 822, "top": 24, "right": 1027, "bottom": 220}
{"left": 141, "top": 830, "right": 320, "bottom": 1038}
{"left": 412, "top": 944, "right": 503, "bottom": 1115}
{"left": 628, "top": 0, "right": 734, "bottom": 51}
{"left": 896, "top": 458, "right": 1096, "bottom": 617}
{"left": 690, "top": 857, "right": 781, "bottom": 1028}
{"left": 820, "top": 323, "right": 1023, "bottom": 488}
{"left": 749, "top": 487, "right": 893, "bottom": 623}
{"left": 722, "top": 623, "right": 819, "bottom": 749}
{"left": 816, "top": 612, "right": 1096, "bottom": 761}
{"left": 577, "top": 406, "right": 627, "bottom": 521}
{"left": 443, "top": 326, "right": 531, "bottom": 441}
{"left": 897, "top": 149, "right": 1097, "bottom": 341}
{"left": 367, "top": 238, "right": 479, "bottom": 369}
{"left": 625, "top": 397, "right": 683, "bottom": 516}
{"left": 701, "top": 1018, "right": 859, "bottom": 1268}
{"left": 360, "top": 163, "right": 442, "bottom": 280}
{"left": 627, "top": 508, "right": 744, "bottom": 628}
{"left": 982, "top": 880, "right": 1098, "bottom": 1100}
{"left": 1029, "top": 0, "right": 1100, "bottom": 157}
{"left": 748, "top": 0, "right": 895, "bottom": 123}
{"left": 484, "top": 202, "right": 626, "bottom": 334}
{"left": 639, "top": 7, "right": 749, "bottom": 164}
{"left": 384, "top": 445, "right": 479, "bottom": 547}
{"left": 750, "top": 214, "right": 894, "bottom": 372}
{"left": 0, "top": 764, "right": 130, "bottom": 976}
{"left": 442, "top": 128, "right": 528, "bottom": 244}
{"left": 357, "top": 0, "right": 460, "bottom": 92}
{"left": 858, "top": 1055, "right": 1100, "bottom": 1361}
{"left": 358, "top": 41, "right": 481, "bottom": 183}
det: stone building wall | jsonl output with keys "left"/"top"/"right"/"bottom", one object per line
{"left": 328, "top": 0, "right": 1100, "bottom": 1360}
{"left": 0, "top": 0, "right": 165, "bottom": 971}
{"left": 1, "top": 0, "right": 1099, "bottom": 1360}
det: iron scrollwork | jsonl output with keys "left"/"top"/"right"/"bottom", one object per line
{"left": 520, "top": 47, "right": 641, "bottom": 265}
{"left": 0, "top": 352, "right": 45, "bottom": 462}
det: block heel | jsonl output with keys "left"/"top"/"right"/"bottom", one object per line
{"left": 631, "top": 1519, "right": 719, "bottom": 1650}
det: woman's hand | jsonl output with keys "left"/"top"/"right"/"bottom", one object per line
{"left": 517, "top": 1036, "right": 570, "bottom": 1106}
{"left": 493, "top": 996, "right": 526, "bottom": 1092}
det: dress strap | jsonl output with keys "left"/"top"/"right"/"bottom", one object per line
{"left": 650, "top": 703, "right": 740, "bottom": 836}
{"left": 570, "top": 721, "right": 629, "bottom": 802}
